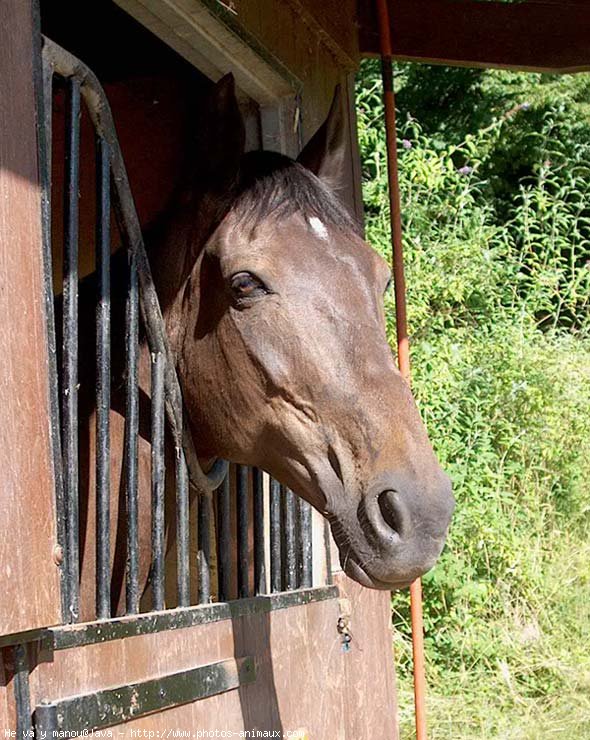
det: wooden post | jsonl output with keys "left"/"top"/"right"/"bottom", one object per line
{"left": 0, "top": 0, "right": 62, "bottom": 636}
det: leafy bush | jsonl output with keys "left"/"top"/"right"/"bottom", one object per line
{"left": 357, "top": 60, "right": 590, "bottom": 738}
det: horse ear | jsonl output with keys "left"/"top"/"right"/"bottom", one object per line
{"left": 296, "top": 85, "right": 346, "bottom": 189}
{"left": 195, "top": 73, "right": 245, "bottom": 193}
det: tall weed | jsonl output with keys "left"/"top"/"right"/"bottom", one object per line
{"left": 357, "top": 60, "right": 590, "bottom": 737}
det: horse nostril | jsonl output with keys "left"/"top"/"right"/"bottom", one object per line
{"left": 377, "top": 490, "right": 403, "bottom": 536}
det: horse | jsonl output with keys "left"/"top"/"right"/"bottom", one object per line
{"left": 72, "top": 75, "right": 454, "bottom": 620}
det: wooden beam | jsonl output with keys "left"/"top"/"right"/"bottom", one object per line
{"left": 359, "top": 0, "right": 590, "bottom": 74}
{"left": 0, "top": 0, "right": 62, "bottom": 635}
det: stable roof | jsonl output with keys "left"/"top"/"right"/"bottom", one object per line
{"left": 358, "top": 0, "right": 590, "bottom": 74}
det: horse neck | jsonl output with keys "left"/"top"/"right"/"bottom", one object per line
{"left": 146, "top": 198, "right": 215, "bottom": 353}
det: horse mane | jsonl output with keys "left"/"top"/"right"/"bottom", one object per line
{"left": 232, "top": 150, "right": 362, "bottom": 236}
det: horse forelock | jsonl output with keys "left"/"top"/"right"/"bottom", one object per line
{"left": 230, "top": 150, "right": 361, "bottom": 237}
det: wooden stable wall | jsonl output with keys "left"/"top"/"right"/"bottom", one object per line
{"left": 24, "top": 582, "right": 395, "bottom": 739}
{"left": 1, "top": 1, "right": 398, "bottom": 738}
{"left": 0, "top": 1, "right": 61, "bottom": 636}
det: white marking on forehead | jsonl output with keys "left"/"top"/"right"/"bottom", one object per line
{"left": 308, "top": 216, "right": 329, "bottom": 241}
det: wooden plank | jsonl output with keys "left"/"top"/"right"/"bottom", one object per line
{"left": 335, "top": 574, "right": 399, "bottom": 739}
{"left": 30, "top": 586, "right": 397, "bottom": 737}
{"left": 238, "top": 597, "right": 345, "bottom": 735}
{"left": 278, "top": 0, "right": 359, "bottom": 69}
{"left": 30, "top": 597, "right": 348, "bottom": 737}
{"left": 0, "top": 0, "right": 62, "bottom": 636}
{"left": 114, "top": 0, "right": 297, "bottom": 104}
{"left": 359, "top": 0, "right": 590, "bottom": 74}
{"left": 234, "top": 0, "right": 351, "bottom": 140}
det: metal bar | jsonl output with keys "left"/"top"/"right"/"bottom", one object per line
{"left": 125, "top": 253, "right": 140, "bottom": 615}
{"left": 410, "top": 577, "right": 427, "bottom": 736}
{"left": 282, "top": 486, "right": 297, "bottom": 591}
{"left": 217, "top": 474, "right": 231, "bottom": 602}
{"left": 62, "top": 75, "right": 81, "bottom": 623}
{"left": 0, "top": 628, "right": 46, "bottom": 650}
{"left": 252, "top": 468, "right": 266, "bottom": 595}
{"left": 299, "top": 498, "right": 313, "bottom": 589}
{"left": 45, "top": 586, "right": 339, "bottom": 651}
{"left": 175, "top": 449, "right": 190, "bottom": 607}
{"left": 40, "top": 39, "right": 235, "bottom": 619}
{"left": 323, "top": 519, "right": 333, "bottom": 585}
{"left": 14, "top": 645, "right": 32, "bottom": 740}
{"left": 197, "top": 495, "right": 211, "bottom": 604}
{"left": 35, "top": 658, "right": 256, "bottom": 735}
{"left": 376, "top": 10, "right": 409, "bottom": 382}
{"left": 37, "top": 46, "right": 67, "bottom": 623}
{"left": 269, "top": 477, "right": 281, "bottom": 593}
{"left": 42, "top": 38, "right": 226, "bottom": 498}
{"left": 151, "top": 352, "right": 166, "bottom": 611}
{"left": 236, "top": 465, "right": 249, "bottom": 599}
{"left": 95, "top": 135, "right": 111, "bottom": 621}
{"left": 376, "top": 2, "right": 426, "bottom": 738}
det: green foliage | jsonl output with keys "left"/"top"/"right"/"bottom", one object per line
{"left": 357, "top": 60, "right": 590, "bottom": 738}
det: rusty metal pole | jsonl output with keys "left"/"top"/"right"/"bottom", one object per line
{"left": 375, "top": 1, "right": 428, "bottom": 738}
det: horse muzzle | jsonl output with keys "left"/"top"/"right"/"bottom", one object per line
{"left": 329, "top": 469, "right": 455, "bottom": 590}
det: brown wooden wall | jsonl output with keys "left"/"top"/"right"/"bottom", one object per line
{"left": 0, "top": 0, "right": 62, "bottom": 636}
{"left": 359, "top": 0, "right": 590, "bottom": 74}
{"left": 219, "top": 0, "right": 359, "bottom": 133}
{"left": 1, "top": 1, "right": 399, "bottom": 738}
{"left": 23, "top": 581, "right": 396, "bottom": 739}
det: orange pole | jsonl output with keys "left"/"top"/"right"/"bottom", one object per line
{"left": 375, "top": 1, "right": 428, "bottom": 738}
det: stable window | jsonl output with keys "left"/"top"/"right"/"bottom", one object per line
{"left": 39, "top": 1, "right": 332, "bottom": 627}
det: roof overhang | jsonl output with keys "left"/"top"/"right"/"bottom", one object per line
{"left": 359, "top": 0, "right": 590, "bottom": 74}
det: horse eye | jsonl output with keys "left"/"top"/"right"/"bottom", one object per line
{"left": 230, "top": 272, "right": 267, "bottom": 299}
{"left": 384, "top": 276, "right": 393, "bottom": 295}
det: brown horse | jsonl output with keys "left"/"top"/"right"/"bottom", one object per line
{"left": 74, "top": 75, "right": 454, "bottom": 619}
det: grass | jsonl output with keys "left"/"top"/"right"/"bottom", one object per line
{"left": 356, "top": 60, "right": 590, "bottom": 738}
{"left": 396, "top": 535, "right": 590, "bottom": 738}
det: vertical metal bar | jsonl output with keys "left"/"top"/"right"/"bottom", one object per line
{"left": 409, "top": 577, "right": 427, "bottom": 735}
{"left": 282, "top": 486, "right": 297, "bottom": 591}
{"left": 299, "top": 498, "right": 313, "bottom": 588}
{"left": 13, "top": 645, "right": 32, "bottom": 740}
{"left": 62, "top": 75, "right": 81, "bottom": 623}
{"left": 323, "top": 519, "right": 333, "bottom": 585}
{"left": 95, "top": 135, "right": 111, "bottom": 620}
{"left": 376, "top": 0, "right": 410, "bottom": 382}
{"left": 236, "top": 465, "right": 249, "bottom": 599}
{"left": 197, "top": 495, "right": 211, "bottom": 604}
{"left": 37, "top": 49, "right": 68, "bottom": 622}
{"left": 175, "top": 449, "right": 190, "bottom": 607}
{"left": 217, "top": 474, "right": 231, "bottom": 602}
{"left": 252, "top": 468, "right": 266, "bottom": 595}
{"left": 125, "top": 252, "right": 140, "bottom": 615}
{"left": 150, "top": 351, "right": 166, "bottom": 611}
{"left": 376, "top": 2, "right": 426, "bottom": 738}
{"left": 269, "top": 477, "right": 282, "bottom": 593}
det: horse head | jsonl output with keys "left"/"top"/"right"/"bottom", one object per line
{"left": 156, "top": 75, "right": 454, "bottom": 590}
